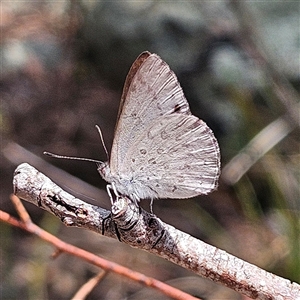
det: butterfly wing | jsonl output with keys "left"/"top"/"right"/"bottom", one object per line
{"left": 119, "top": 113, "right": 220, "bottom": 198}
{"left": 110, "top": 52, "right": 191, "bottom": 174}
{"left": 115, "top": 51, "right": 151, "bottom": 123}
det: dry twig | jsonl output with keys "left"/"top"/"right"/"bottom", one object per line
{"left": 9, "top": 163, "right": 300, "bottom": 299}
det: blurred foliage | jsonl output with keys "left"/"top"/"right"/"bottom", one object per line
{"left": 0, "top": 1, "right": 299, "bottom": 299}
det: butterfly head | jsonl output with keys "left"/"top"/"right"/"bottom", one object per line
{"left": 97, "top": 161, "right": 112, "bottom": 183}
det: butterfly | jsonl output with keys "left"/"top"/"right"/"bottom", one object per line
{"left": 97, "top": 51, "right": 220, "bottom": 205}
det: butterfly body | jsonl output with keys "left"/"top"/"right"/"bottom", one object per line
{"left": 98, "top": 161, "right": 157, "bottom": 201}
{"left": 97, "top": 51, "right": 220, "bottom": 203}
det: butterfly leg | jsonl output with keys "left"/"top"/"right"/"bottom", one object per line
{"left": 106, "top": 183, "right": 120, "bottom": 205}
{"left": 131, "top": 194, "right": 153, "bottom": 214}
{"left": 149, "top": 198, "right": 154, "bottom": 215}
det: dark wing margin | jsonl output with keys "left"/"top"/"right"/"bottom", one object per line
{"left": 116, "top": 51, "right": 151, "bottom": 123}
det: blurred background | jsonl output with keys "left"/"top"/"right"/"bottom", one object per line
{"left": 1, "top": 1, "right": 299, "bottom": 299}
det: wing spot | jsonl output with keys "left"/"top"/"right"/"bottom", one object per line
{"left": 157, "top": 148, "right": 163, "bottom": 154}
{"left": 174, "top": 104, "right": 182, "bottom": 112}
{"left": 148, "top": 158, "right": 157, "bottom": 164}
{"left": 132, "top": 158, "right": 135, "bottom": 163}
{"left": 140, "top": 149, "right": 147, "bottom": 155}
{"left": 179, "top": 163, "right": 191, "bottom": 170}
{"left": 161, "top": 130, "right": 169, "bottom": 139}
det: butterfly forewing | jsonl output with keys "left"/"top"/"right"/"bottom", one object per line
{"left": 111, "top": 53, "right": 191, "bottom": 174}
{"left": 116, "top": 51, "right": 151, "bottom": 122}
{"left": 107, "top": 52, "right": 220, "bottom": 200}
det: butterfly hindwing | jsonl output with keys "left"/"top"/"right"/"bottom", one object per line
{"left": 120, "top": 114, "right": 220, "bottom": 198}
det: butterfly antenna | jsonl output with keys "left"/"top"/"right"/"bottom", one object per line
{"left": 95, "top": 125, "right": 109, "bottom": 161}
{"left": 43, "top": 152, "right": 102, "bottom": 164}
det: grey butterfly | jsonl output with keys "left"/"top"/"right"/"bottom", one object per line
{"left": 97, "top": 51, "right": 220, "bottom": 204}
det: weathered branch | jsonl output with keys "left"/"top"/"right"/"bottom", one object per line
{"left": 13, "top": 163, "right": 300, "bottom": 299}
{"left": 1, "top": 196, "right": 198, "bottom": 300}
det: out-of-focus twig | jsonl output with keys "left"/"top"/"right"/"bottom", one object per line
{"left": 230, "top": 1, "right": 300, "bottom": 128}
{"left": 2, "top": 142, "right": 108, "bottom": 205}
{"left": 11, "top": 193, "right": 32, "bottom": 223}
{"left": 221, "top": 1, "right": 300, "bottom": 185}
{"left": 222, "top": 115, "right": 294, "bottom": 185}
{"left": 71, "top": 271, "right": 107, "bottom": 300}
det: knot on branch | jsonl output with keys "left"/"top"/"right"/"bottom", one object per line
{"left": 111, "top": 196, "right": 165, "bottom": 250}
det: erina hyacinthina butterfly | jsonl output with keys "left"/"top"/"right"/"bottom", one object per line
{"left": 45, "top": 51, "right": 220, "bottom": 205}
{"left": 98, "top": 51, "right": 220, "bottom": 203}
